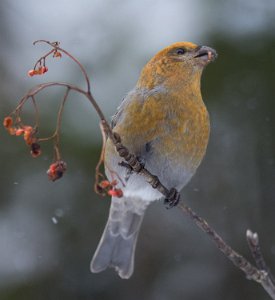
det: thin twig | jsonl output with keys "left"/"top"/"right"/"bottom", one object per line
{"left": 55, "top": 87, "right": 70, "bottom": 146}
{"left": 30, "top": 95, "right": 39, "bottom": 129}
{"left": 178, "top": 203, "right": 266, "bottom": 282}
{"left": 32, "top": 48, "right": 55, "bottom": 70}
{"left": 94, "top": 121, "right": 108, "bottom": 194}
{"left": 247, "top": 230, "right": 269, "bottom": 273}
{"left": 33, "top": 40, "right": 91, "bottom": 93}
{"left": 246, "top": 230, "right": 275, "bottom": 298}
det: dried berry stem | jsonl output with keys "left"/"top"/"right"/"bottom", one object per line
{"left": 55, "top": 87, "right": 70, "bottom": 146}
{"left": 32, "top": 48, "right": 55, "bottom": 70}
{"left": 33, "top": 40, "right": 91, "bottom": 93}
{"left": 30, "top": 96, "right": 39, "bottom": 128}
{"left": 94, "top": 121, "right": 108, "bottom": 194}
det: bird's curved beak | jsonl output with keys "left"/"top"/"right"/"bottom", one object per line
{"left": 194, "top": 46, "right": 217, "bottom": 64}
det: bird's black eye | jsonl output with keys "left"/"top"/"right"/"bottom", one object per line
{"left": 176, "top": 48, "right": 186, "bottom": 55}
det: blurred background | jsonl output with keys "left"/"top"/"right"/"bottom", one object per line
{"left": 1, "top": 0, "right": 275, "bottom": 299}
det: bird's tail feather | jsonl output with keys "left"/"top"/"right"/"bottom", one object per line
{"left": 90, "top": 196, "right": 146, "bottom": 279}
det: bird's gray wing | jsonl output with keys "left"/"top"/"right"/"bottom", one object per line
{"left": 111, "top": 96, "right": 128, "bottom": 128}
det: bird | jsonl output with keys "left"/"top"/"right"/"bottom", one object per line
{"left": 90, "top": 41, "right": 217, "bottom": 279}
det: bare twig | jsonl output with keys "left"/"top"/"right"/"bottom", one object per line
{"left": 55, "top": 87, "right": 70, "bottom": 145}
{"left": 178, "top": 203, "right": 265, "bottom": 281}
{"left": 94, "top": 121, "right": 108, "bottom": 194}
{"left": 246, "top": 230, "right": 275, "bottom": 298}
{"left": 34, "top": 40, "right": 91, "bottom": 93}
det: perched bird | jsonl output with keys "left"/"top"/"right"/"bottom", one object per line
{"left": 91, "top": 41, "right": 217, "bottom": 279}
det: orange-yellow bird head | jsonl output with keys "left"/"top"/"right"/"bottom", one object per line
{"left": 137, "top": 41, "right": 217, "bottom": 90}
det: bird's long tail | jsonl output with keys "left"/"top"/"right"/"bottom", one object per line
{"left": 90, "top": 196, "right": 147, "bottom": 279}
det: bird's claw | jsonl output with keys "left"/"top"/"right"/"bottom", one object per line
{"left": 119, "top": 156, "right": 146, "bottom": 181}
{"left": 118, "top": 160, "right": 132, "bottom": 171}
{"left": 164, "top": 188, "right": 180, "bottom": 209}
{"left": 136, "top": 156, "right": 145, "bottom": 167}
{"left": 119, "top": 156, "right": 145, "bottom": 172}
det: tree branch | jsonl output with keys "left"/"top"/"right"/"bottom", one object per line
{"left": 246, "top": 230, "right": 275, "bottom": 298}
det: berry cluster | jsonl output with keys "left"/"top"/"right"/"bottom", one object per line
{"left": 28, "top": 50, "right": 61, "bottom": 77}
{"left": 3, "top": 45, "right": 65, "bottom": 181}
{"left": 3, "top": 116, "right": 41, "bottom": 158}
{"left": 3, "top": 40, "right": 122, "bottom": 198}
{"left": 47, "top": 160, "right": 67, "bottom": 182}
{"left": 96, "top": 179, "right": 123, "bottom": 198}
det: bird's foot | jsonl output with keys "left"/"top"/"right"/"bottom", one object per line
{"left": 164, "top": 188, "right": 180, "bottom": 209}
{"left": 119, "top": 156, "right": 145, "bottom": 172}
{"left": 119, "top": 156, "right": 145, "bottom": 181}
{"left": 136, "top": 156, "right": 145, "bottom": 167}
{"left": 118, "top": 160, "right": 132, "bottom": 171}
